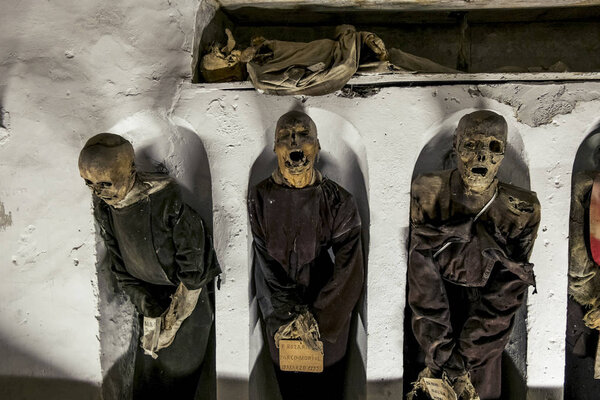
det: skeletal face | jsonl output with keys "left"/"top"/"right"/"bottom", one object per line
{"left": 454, "top": 111, "right": 507, "bottom": 193}
{"left": 79, "top": 133, "right": 136, "bottom": 206}
{"left": 274, "top": 111, "right": 319, "bottom": 188}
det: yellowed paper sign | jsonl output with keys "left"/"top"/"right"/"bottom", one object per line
{"left": 422, "top": 378, "right": 457, "bottom": 400}
{"left": 279, "top": 339, "right": 324, "bottom": 373}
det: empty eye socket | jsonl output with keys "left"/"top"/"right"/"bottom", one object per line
{"left": 276, "top": 130, "right": 291, "bottom": 142}
{"left": 489, "top": 140, "right": 503, "bottom": 153}
{"left": 463, "top": 141, "right": 476, "bottom": 150}
{"left": 99, "top": 182, "right": 113, "bottom": 188}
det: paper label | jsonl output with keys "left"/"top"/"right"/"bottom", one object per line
{"left": 279, "top": 339, "right": 323, "bottom": 373}
{"left": 422, "top": 378, "right": 457, "bottom": 400}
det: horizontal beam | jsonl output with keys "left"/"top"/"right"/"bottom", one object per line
{"left": 219, "top": 0, "right": 600, "bottom": 11}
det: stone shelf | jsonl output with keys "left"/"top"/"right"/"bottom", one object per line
{"left": 189, "top": 72, "right": 600, "bottom": 92}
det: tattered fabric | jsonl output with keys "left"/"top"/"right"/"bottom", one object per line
{"left": 247, "top": 28, "right": 385, "bottom": 96}
{"left": 408, "top": 169, "right": 540, "bottom": 400}
{"left": 248, "top": 173, "right": 364, "bottom": 367}
{"left": 94, "top": 174, "right": 220, "bottom": 398}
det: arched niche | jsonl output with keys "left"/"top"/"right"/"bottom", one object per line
{"left": 248, "top": 108, "right": 369, "bottom": 400}
{"left": 404, "top": 109, "right": 530, "bottom": 400}
{"left": 564, "top": 122, "right": 600, "bottom": 400}
{"left": 95, "top": 111, "right": 215, "bottom": 400}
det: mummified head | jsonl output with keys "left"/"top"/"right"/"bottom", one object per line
{"left": 78, "top": 133, "right": 136, "bottom": 206}
{"left": 454, "top": 110, "right": 507, "bottom": 193}
{"left": 274, "top": 111, "right": 320, "bottom": 188}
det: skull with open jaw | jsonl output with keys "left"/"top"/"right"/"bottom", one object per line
{"left": 454, "top": 110, "right": 507, "bottom": 195}
{"left": 274, "top": 111, "right": 320, "bottom": 189}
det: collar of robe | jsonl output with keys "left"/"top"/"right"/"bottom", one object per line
{"left": 112, "top": 172, "right": 171, "bottom": 208}
{"left": 271, "top": 167, "right": 323, "bottom": 188}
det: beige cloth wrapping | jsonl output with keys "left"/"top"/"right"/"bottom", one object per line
{"left": 247, "top": 25, "right": 387, "bottom": 96}
{"left": 407, "top": 367, "right": 480, "bottom": 400}
{"left": 388, "top": 48, "right": 459, "bottom": 73}
{"left": 141, "top": 283, "right": 202, "bottom": 359}
{"left": 274, "top": 310, "right": 323, "bottom": 354}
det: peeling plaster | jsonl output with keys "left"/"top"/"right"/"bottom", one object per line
{"left": 0, "top": 201, "right": 12, "bottom": 230}
{"left": 479, "top": 84, "right": 600, "bottom": 127}
{"left": 0, "top": 108, "right": 10, "bottom": 146}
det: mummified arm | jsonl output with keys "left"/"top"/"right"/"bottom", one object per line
{"left": 408, "top": 229, "right": 467, "bottom": 377}
{"left": 312, "top": 224, "right": 364, "bottom": 343}
{"left": 459, "top": 196, "right": 540, "bottom": 371}
{"left": 407, "top": 175, "right": 466, "bottom": 377}
{"left": 248, "top": 188, "right": 304, "bottom": 337}
{"left": 167, "top": 192, "right": 221, "bottom": 290}
{"left": 569, "top": 171, "right": 600, "bottom": 307}
{"left": 458, "top": 265, "right": 530, "bottom": 371}
{"left": 93, "top": 197, "right": 169, "bottom": 318}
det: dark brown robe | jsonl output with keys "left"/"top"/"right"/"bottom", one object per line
{"left": 408, "top": 169, "right": 540, "bottom": 400}
{"left": 248, "top": 174, "right": 364, "bottom": 368}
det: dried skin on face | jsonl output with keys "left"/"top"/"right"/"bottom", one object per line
{"left": 274, "top": 112, "right": 319, "bottom": 188}
{"left": 455, "top": 111, "right": 507, "bottom": 194}
{"left": 79, "top": 134, "right": 135, "bottom": 206}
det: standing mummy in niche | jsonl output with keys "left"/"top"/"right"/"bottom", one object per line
{"left": 248, "top": 111, "right": 364, "bottom": 400}
{"left": 407, "top": 111, "right": 540, "bottom": 400}
{"left": 79, "top": 133, "right": 220, "bottom": 399}
{"left": 567, "top": 145, "right": 600, "bottom": 397}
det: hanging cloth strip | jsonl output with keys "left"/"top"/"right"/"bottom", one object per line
{"left": 433, "top": 188, "right": 498, "bottom": 259}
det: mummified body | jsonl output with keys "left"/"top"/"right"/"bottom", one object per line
{"left": 248, "top": 111, "right": 364, "bottom": 399}
{"left": 408, "top": 111, "right": 540, "bottom": 400}
{"left": 79, "top": 133, "right": 220, "bottom": 399}
{"left": 565, "top": 149, "right": 600, "bottom": 397}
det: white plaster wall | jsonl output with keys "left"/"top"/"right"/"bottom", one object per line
{"left": 0, "top": 0, "right": 201, "bottom": 398}
{"left": 2, "top": 0, "right": 600, "bottom": 399}
{"left": 174, "top": 82, "right": 600, "bottom": 399}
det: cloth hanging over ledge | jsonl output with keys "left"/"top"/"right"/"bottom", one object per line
{"left": 246, "top": 25, "right": 387, "bottom": 96}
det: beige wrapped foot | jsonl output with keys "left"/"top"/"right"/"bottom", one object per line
{"left": 406, "top": 367, "right": 457, "bottom": 400}
{"left": 451, "top": 373, "right": 480, "bottom": 400}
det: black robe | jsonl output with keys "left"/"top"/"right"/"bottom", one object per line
{"left": 408, "top": 169, "right": 540, "bottom": 400}
{"left": 248, "top": 175, "right": 364, "bottom": 368}
{"left": 94, "top": 174, "right": 221, "bottom": 399}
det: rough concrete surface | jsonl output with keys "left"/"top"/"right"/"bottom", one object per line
{"left": 1, "top": 1, "right": 600, "bottom": 400}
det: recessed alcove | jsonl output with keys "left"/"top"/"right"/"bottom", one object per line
{"left": 96, "top": 112, "right": 216, "bottom": 399}
{"left": 193, "top": 1, "right": 600, "bottom": 86}
{"left": 247, "top": 108, "right": 369, "bottom": 400}
{"left": 565, "top": 122, "right": 600, "bottom": 400}
{"left": 405, "top": 109, "right": 530, "bottom": 399}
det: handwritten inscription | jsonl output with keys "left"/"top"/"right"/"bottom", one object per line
{"left": 422, "top": 378, "right": 457, "bottom": 400}
{"left": 279, "top": 339, "right": 324, "bottom": 373}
